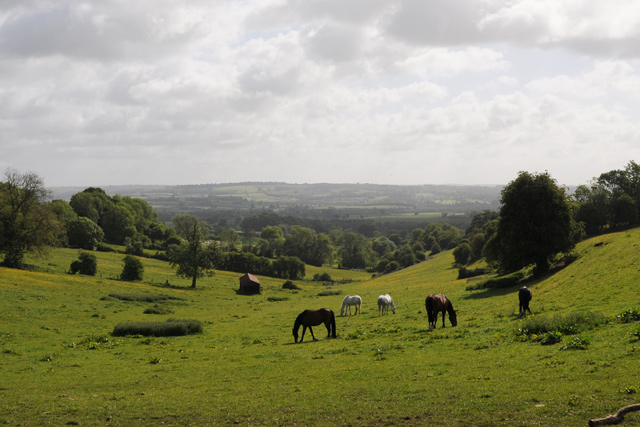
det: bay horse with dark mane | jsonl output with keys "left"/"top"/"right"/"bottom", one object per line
{"left": 292, "top": 308, "right": 336, "bottom": 343}
{"left": 519, "top": 286, "right": 532, "bottom": 316}
{"left": 425, "top": 294, "right": 457, "bottom": 329}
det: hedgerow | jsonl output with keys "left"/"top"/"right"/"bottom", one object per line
{"left": 106, "top": 293, "right": 185, "bottom": 303}
{"left": 112, "top": 319, "right": 202, "bottom": 337}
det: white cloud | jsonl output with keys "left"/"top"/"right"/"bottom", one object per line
{"left": 1, "top": 0, "right": 639, "bottom": 187}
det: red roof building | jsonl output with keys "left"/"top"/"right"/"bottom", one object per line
{"left": 238, "top": 273, "right": 261, "bottom": 295}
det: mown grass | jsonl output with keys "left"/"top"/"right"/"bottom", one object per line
{"left": 1, "top": 229, "right": 640, "bottom": 425}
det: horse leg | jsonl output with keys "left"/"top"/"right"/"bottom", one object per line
{"left": 308, "top": 326, "right": 317, "bottom": 341}
{"left": 441, "top": 311, "right": 446, "bottom": 328}
{"left": 324, "top": 321, "right": 331, "bottom": 338}
{"left": 300, "top": 326, "right": 307, "bottom": 342}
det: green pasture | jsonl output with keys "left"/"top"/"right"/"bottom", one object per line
{"left": 2, "top": 230, "right": 640, "bottom": 426}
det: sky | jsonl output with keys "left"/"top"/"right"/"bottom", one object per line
{"left": 1, "top": 0, "right": 639, "bottom": 188}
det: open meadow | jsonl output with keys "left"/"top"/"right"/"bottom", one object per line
{"left": 2, "top": 229, "right": 640, "bottom": 426}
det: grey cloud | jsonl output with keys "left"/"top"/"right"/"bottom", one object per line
{"left": 382, "top": 0, "right": 495, "bottom": 46}
{"left": 0, "top": 3, "right": 206, "bottom": 61}
{"left": 304, "top": 23, "right": 363, "bottom": 62}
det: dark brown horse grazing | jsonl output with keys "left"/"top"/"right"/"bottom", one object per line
{"left": 425, "top": 294, "right": 457, "bottom": 329}
{"left": 292, "top": 308, "right": 336, "bottom": 343}
{"left": 519, "top": 286, "right": 532, "bottom": 316}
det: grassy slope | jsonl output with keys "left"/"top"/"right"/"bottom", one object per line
{"left": 1, "top": 230, "right": 640, "bottom": 426}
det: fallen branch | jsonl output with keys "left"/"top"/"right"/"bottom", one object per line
{"left": 589, "top": 404, "right": 640, "bottom": 426}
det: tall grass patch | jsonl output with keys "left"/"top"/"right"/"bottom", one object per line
{"left": 517, "top": 311, "right": 607, "bottom": 339}
{"left": 106, "top": 293, "right": 185, "bottom": 303}
{"left": 112, "top": 319, "right": 202, "bottom": 337}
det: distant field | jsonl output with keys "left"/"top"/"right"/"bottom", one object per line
{"left": 2, "top": 229, "right": 640, "bottom": 426}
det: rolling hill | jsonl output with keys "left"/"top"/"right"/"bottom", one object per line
{"left": 1, "top": 228, "right": 640, "bottom": 426}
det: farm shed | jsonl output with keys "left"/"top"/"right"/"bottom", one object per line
{"left": 238, "top": 273, "right": 261, "bottom": 295}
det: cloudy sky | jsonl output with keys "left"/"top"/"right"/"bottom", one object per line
{"left": 2, "top": 0, "right": 639, "bottom": 187}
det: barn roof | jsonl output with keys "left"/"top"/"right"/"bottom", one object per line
{"left": 239, "top": 273, "right": 260, "bottom": 285}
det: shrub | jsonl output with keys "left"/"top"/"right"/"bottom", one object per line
{"left": 313, "top": 272, "right": 333, "bottom": 282}
{"left": 376, "top": 260, "right": 388, "bottom": 273}
{"left": 267, "top": 296, "right": 289, "bottom": 302}
{"left": 453, "top": 243, "right": 472, "bottom": 265}
{"left": 143, "top": 305, "right": 174, "bottom": 315}
{"left": 539, "top": 331, "right": 563, "bottom": 345}
{"left": 112, "top": 319, "right": 202, "bottom": 337}
{"left": 120, "top": 255, "right": 144, "bottom": 281}
{"left": 69, "top": 251, "right": 98, "bottom": 276}
{"left": 560, "top": 336, "right": 590, "bottom": 350}
{"left": 617, "top": 308, "right": 640, "bottom": 323}
{"left": 430, "top": 243, "right": 441, "bottom": 256}
{"left": 282, "top": 280, "right": 300, "bottom": 290}
{"left": 384, "top": 261, "right": 400, "bottom": 274}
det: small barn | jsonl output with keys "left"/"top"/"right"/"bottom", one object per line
{"left": 238, "top": 273, "right": 261, "bottom": 295}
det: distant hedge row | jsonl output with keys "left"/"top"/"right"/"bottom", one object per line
{"left": 217, "top": 252, "right": 306, "bottom": 280}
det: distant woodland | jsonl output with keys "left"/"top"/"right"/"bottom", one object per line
{"left": 50, "top": 182, "right": 503, "bottom": 236}
{"left": 2, "top": 161, "right": 637, "bottom": 283}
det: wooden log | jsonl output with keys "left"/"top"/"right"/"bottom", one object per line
{"left": 589, "top": 404, "right": 640, "bottom": 426}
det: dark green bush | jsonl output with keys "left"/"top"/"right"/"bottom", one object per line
{"left": 112, "top": 319, "right": 202, "bottom": 337}
{"left": 560, "top": 336, "right": 590, "bottom": 350}
{"left": 617, "top": 308, "right": 640, "bottom": 323}
{"left": 282, "top": 280, "right": 300, "bottom": 290}
{"left": 539, "top": 331, "right": 563, "bottom": 345}
{"left": 120, "top": 255, "right": 144, "bottom": 281}
{"left": 267, "top": 296, "right": 289, "bottom": 302}
{"left": 313, "top": 272, "right": 333, "bottom": 282}
{"left": 69, "top": 251, "right": 98, "bottom": 276}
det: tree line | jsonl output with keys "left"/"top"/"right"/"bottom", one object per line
{"left": 1, "top": 161, "right": 638, "bottom": 286}
{"left": 453, "top": 161, "right": 640, "bottom": 277}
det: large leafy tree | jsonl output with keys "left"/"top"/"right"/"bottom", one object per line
{"left": 491, "top": 171, "right": 576, "bottom": 275}
{"left": 338, "top": 231, "right": 374, "bottom": 269}
{"left": 0, "top": 169, "right": 62, "bottom": 268}
{"left": 282, "top": 225, "right": 333, "bottom": 267}
{"left": 168, "top": 214, "right": 221, "bottom": 288}
{"left": 67, "top": 217, "right": 104, "bottom": 250}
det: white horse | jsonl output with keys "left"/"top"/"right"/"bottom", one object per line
{"left": 341, "top": 295, "right": 362, "bottom": 316}
{"left": 377, "top": 294, "right": 396, "bottom": 316}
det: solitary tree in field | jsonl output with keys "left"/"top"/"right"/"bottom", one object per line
{"left": 0, "top": 169, "right": 62, "bottom": 268}
{"left": 490, "top": 171, "right": 577, "bottom": 275}
{"left": 168, "top": 214, "right": 221, "bottom": 288}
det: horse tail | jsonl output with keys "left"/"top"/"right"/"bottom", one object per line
{"left": 330, "top": 310, "right": 337, "bottom": 338}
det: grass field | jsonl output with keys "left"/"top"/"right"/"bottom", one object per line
{"left": 2, "top": 229, "right": 640, "bottom": 426}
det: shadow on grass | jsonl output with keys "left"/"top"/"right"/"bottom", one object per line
{"left": 461, "top": 257, "right": 575, "bottom": 301}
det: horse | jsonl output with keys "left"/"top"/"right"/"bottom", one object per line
{"left": 519, "top": 286, "right": 532, "bottom": 316}
{"left": 341, "top": 295, "right": 362, "bottom": 316}
{"left": 292, "top": 308, "right": 336, "bottom": 343}
{"left": 425, "top": 294, "right": 457, "bottom": 329}
{"left": 377, "top": 294, "right": 396, "bottom": 316}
